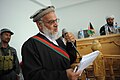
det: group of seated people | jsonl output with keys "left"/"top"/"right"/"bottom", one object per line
{"left": 78, "top": 15, "right": 119, "bottom": 39}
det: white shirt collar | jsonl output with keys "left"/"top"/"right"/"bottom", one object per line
{"left": 39, "top": 31, "right": 58, "bottom": 46}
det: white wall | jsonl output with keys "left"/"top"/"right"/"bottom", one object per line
{"left": 55, "top": 0, "right": 120, "bottom": 37}
{"left": 0, "top": 0, "right": 51, "bottom": 61}
{"left": 0, "top": 0, "right": 120, "bottom": 61}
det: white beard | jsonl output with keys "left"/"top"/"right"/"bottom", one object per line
{"left": 42, "top": 25, "right": 58, "bottom": 40}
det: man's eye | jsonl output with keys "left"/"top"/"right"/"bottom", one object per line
{"left": 48, "top": 20, "right": 54, "bottom": 24}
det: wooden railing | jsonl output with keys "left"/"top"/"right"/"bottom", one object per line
{"left": 104, "top": 55, "right": 120, "bottom": 80}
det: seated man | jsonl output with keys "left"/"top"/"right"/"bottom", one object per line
{"left": 99, "top": 15, "right": 118, "bottom": 35}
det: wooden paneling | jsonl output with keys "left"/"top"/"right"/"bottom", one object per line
{"left": 75, "top": 34, "right": 120, "bottom": 80}
{"left": 76, "top": 34, "right": 120, "bottom": 56}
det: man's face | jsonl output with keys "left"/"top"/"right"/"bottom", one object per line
{"left": 0, "top": 32, "right": 11, "bottom": 43}
{"left": 41, "top": 11, "right": 59, "bottom": 35}
{"left": 106, "top": 18, "right": 114, "bottom": 26}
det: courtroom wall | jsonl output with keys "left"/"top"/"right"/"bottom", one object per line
{"left": 0, "top": 0, "right": 120, "bottom": 61}
{"left": 56, "top": 0, "right": 120, "bottom": 37}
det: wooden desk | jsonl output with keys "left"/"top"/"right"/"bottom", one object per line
{"left": 76, "top": 34, "right": 120, "bottom": 56}
{"left": 76, "top": 34, "right": 120, "bottom": 80}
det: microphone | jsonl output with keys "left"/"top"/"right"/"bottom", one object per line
{"left": 62, "top": 28, "right": 81, "bottom": 61}
{"left": 62, "top": 28, "right": 67, "bottom": 38}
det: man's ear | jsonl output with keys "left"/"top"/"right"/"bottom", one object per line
{"left": 36, "top": 21, "right": 40, "bottom": 27}
{"left": 36, "top": 21, "right": 43, "bottom": 30}
{"left": 0, "top": 34, "right": 2, "bottom": 41}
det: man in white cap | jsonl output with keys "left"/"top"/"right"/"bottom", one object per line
{"left": 99, "top": 15, "right": 118, "bottom": 35}
{"left": 21, "top": 6, "right": 81, "bottom": 80}
{"left": 0, "top": 28, "right": 20, "bottom": 80}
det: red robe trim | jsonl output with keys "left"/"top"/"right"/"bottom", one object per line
{"left": 33, "top": 36, "right": 70, "bottom": 60}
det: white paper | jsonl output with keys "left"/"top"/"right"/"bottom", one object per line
{"left": 76, "top": 50, "right": 100, "bottom": 72}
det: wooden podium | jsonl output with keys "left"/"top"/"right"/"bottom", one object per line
{"left": 76, "top": 34, "right": 120, "bottom": 80}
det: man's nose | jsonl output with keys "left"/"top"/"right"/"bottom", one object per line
{"left": 54, "top": 22, "right": 58, "bottom": 27}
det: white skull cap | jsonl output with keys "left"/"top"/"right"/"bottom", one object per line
{"left": 106, "top": 15, "right": 115, "bottom": 20}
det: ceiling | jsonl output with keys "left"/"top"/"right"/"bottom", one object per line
{"left": 30, "top": 0, "right": 96, "bottom": 9}
{"left": 51, "top": 0, "right": 94, "bottom": 9}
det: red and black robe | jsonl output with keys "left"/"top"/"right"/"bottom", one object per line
{"left": 21, "top": 33, "right": 77, "bottom": 80}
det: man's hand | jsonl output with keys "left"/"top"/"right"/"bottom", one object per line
{"left": 64, "top": 32, "right": 76, "bottom": 43}
{"left": 66, "top": 69, "right": 82, "bottom": 80}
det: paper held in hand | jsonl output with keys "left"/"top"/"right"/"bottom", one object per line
{"left": 76, "top": 50, "right": 100, "bottom": 72}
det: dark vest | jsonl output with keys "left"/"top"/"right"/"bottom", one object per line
{"left": 0, "top": 47, "right": 14, "bottom": 72}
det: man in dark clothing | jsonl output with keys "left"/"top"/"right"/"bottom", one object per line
{"left": 99, "top": 15, "right": 117, "bottom": 35}
{"left": 0, "top": 28, "right": 20, "bottom": 80}
{"left": 21, "top": 6, "right": 81, "bottom": 80}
